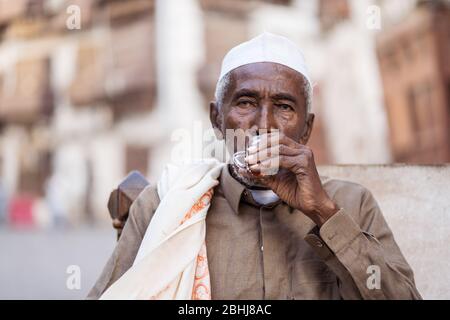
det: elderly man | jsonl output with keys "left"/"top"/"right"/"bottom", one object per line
{"left": 88, "top": 33, "right": 421, "bottom": 300}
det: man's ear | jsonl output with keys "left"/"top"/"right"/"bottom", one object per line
{"left": 210, "top": 101, "right": 224, "bottom": 140}
{"left": 300, "top": 113, "right": 315, "bottom": 145}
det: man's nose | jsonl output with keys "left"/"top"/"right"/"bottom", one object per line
{"left": 256, "top": 103, "right": 276, "bottom": 134}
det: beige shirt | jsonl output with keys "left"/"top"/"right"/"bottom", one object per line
{"left": 88, "top": 165, "right": 421, "bottom": 300}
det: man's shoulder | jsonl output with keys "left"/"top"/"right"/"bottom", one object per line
{"left": 320, "top": 176, "right": 371, "bottom": 198}
{"left": 134, "top": 183, "right": 160, "bottom": 207}
{"left": 128, "top": 182, "right": 160, "bottom": 226}
{"left": 320, "top": 176, "right": 378, "bottom": 219}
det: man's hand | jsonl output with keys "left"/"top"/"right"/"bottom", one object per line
{"left": 245, "top": 132, "right": 339, "bottom": 227}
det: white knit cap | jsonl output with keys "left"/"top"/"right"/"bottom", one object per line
{"left": 218, "top": 32, "right": 312, "bottom": 89}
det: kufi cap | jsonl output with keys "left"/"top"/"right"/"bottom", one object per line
{"left": 218, "top": 32, "right": 312, "bottom": 89}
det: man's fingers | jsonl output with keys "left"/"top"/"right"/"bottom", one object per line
{"left": 247, "top": 132, "right": 299, "bottom": 153}
{"left": 245, "top": 132, "right": 314, "bottom": 176}
{"left": 246, "top": 145, "right": 279, "bottom": 164}
{"left": 248, "top": 157, "right": 280, "bottom": 176}
{"left": 248, "top": 153, "right": 309, "bottom": 176}
{"left": 246, "top": 142, "right": 308, "bottom": 165}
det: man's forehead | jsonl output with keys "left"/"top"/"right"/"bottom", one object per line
{"left": 228, "top": 62, "right": 306, "bottom": 94}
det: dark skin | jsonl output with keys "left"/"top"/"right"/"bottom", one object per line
{"left": 210, "top": 62, "right": 338, "bottom": 227}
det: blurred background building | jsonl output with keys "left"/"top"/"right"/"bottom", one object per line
{"left": 0, "top": 0, "right": 450, "bottom": 225}
{"left": 0, "top": 0, "right": 449, "bottom": 227}
{"left": 377, "top": 0, "right": 450, "bottom": 163}
{"left": 0, "top": 0, "right": 449, "bottom": 300}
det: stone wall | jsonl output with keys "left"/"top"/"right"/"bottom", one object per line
{"left": 318, "top": 164, "right": 450, "bottom": 299}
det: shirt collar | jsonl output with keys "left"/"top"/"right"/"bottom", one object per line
{"left": 220, "top": 164, "right": 284, "bottom": 214}
{"left": 219, "top": 164, "right": 246, "bottom": 215}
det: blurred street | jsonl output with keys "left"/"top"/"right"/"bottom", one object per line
{"left": 0, "top": 226, "right": 115, "bottom": 299}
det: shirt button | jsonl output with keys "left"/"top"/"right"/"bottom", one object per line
{"left": 315, "top": 240, "right": 324, "bottom": 248}
{"left": 261, "top": 246, "right": 264, "bottom": 251}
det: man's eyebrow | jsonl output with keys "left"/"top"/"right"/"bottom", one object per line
{"left": 271, "top": 93, "right": 297, "bottom": 104}
{"left": 231, "top": 89, "right": 260, "bottom": 101}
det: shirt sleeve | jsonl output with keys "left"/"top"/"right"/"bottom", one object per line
{"left": 304, "top": 188, "right": 422, "bottom": 300}
{"left": 86, "top": 185, "right": 159, "bottom": 299}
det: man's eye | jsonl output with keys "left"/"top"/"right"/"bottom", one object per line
{"left": 237, "top": 100, "right": 255, "bottom": 108}
{"left": 277, "top": 104, "right": 294, "bottom": 111}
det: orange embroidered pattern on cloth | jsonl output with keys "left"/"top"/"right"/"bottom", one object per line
{"left": 181, "top": 189, "right": 214, "bottom": 300}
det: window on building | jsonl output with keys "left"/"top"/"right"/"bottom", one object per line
{"left": 407, "top": 87, "right": 420, "bottom": 147}
{"left": 261, "top": 0, "right": 292, "bottom": 4}
{"left": 447, "top": 81, "right": 450, "bottom": 122}
{"left": 18, "top": 150, "right": 52, "bottom": 197}
{"left": 318, "top": 0, "right": 350, "bottom": 32}
{"left": 407, "top": 82, "right": 437, "bottom": 161}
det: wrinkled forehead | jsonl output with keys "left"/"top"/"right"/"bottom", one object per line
{"left": 226, "top": 62, "right": 306, "bottom": 97}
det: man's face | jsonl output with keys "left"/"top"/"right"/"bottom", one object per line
{"left": 210, "top": 62, "right": 314, "bottom": 155}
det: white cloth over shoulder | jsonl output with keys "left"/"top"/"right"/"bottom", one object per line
{"left": 100, "top": 159, "right": 224, "bottom": 300}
